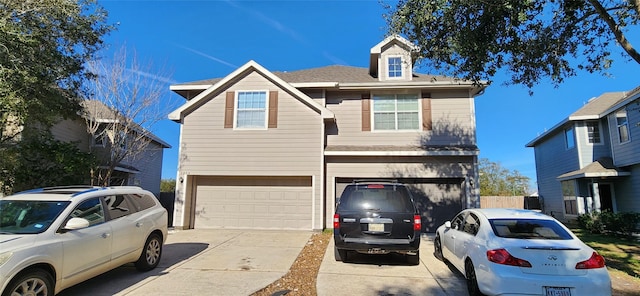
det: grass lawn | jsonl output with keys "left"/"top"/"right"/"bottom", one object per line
{"left": 572, "top": 228, "right": 640, "bottom": 279}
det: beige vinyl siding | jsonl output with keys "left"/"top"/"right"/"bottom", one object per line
{"left": 178, "top": 71, "right": 324, "bottom": 230}
{"left": 325, "top": 90, "right": 476, "bottom": 147}
{"left": 51, "top": 119, "right": 90, "bottom": 151}
{"left": 302, "top": 89, "right": 325, "bottom": 106}
{"left": 180, "top": 71, "right": 323, "bottom": 176}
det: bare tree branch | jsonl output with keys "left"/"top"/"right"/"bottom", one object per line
{"left": 84, "top": 46, "right": 176, "bottom": 186}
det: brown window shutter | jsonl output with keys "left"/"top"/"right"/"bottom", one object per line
{"left": 422, "top": 94, "right": 432, "bottom": 131}
{"left": 268, "top": 91, "right": 278, "bottom": 128}
{"left": 224, "top": 91, "right": 234, "bottom": 128}
{"left": 362, "top": 94, "right": 371, "bottom": 131}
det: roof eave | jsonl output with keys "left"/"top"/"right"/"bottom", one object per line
{"left": 324, "top": 150, "right": 479, "bottom": 157}
{"left": 601, "top": 88, "right": 640, "bottom": 116}
{"left": 557, "top": 171, "right": 631, "bottom": 181}
{"left": 337, "top": 81, "right": 487, "bottom": 90}
{"left": 526, "top": 118, "right": 570, "bottom": 147}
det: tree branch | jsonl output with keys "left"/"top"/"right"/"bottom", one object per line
{"left": 589, "top": 0, "right": 640, "bottom": 64}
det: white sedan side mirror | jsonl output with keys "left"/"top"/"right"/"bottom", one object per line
{"left": 64, "top": 217, "right": 90, "bottom": 230}
{"left": 444, "top": 221, "right": 452, "bottom": 229}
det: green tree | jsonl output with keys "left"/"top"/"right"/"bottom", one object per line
{"left": 386, "top": 0, "right": 640, "bottom": 90}
{"left": 479, "top": 158, "right": 531, "bottom": 196}
{"left": 1, "top": 0, "right": 113, "bottom": 139}
{"left": 0, "top": 0, "right": 113, "bottom": 193}
{"left": 1, "top": 133, "right": 96, "bottom": 194}
{"left": 161, "top": 179, "right": 176, "bottom": 193}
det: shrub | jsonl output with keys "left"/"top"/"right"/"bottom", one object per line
{"left": 577, "top": 211, "right": 640, "bottom": 237}
{"left": 577, "top": 212, "right": 605, "bottom": 234}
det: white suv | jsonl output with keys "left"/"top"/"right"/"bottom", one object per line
{"left": 0, "top": 186, "right": 168, "bottom": 296}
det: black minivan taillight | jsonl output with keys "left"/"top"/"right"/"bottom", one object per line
{"left": 413, "top": 215, "right": 421, "bottom": 231}
{"left": 333, "top": 213, "right": 340, "bottom": 229}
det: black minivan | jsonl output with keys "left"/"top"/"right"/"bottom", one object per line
{"left": 333, "top": 180, "right": 422, "bottom": 265}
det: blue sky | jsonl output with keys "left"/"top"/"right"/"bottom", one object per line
{"left": 98, "top": 0, "right": 640, "bottom": 190}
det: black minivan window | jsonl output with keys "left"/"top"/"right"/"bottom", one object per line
{"left": 338, "top": 184, "right": 413, "bottom": 212}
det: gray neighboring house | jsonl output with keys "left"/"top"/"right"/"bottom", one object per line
{"left": 168, "top": 35, "right": 487, "bottom": 231}
{"left": 51, "top": 100, "right": 170, "bottom": 197}
{"left": 526, "top": 86, "right": 640, "bottom": 221}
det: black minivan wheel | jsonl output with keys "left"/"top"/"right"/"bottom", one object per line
{"left": 334, "top": 246, "right": 348, "bottom": 262}
{"left": 406, "top": 250, "right": 420, "bottom": 265}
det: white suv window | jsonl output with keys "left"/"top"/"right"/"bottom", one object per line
{"left": 104, "top": 195, "right": 134, "bottom": 220}
{"left": 71, "top": 198, "right": 105, "bottom": 226}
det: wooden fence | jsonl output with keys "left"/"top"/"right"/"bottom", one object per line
{"left": 480, "top": 196, "right": 541, "bottom": 210}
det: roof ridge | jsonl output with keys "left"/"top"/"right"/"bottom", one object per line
{"left": 624, "top": 85, "right": 640, "bottom": 98}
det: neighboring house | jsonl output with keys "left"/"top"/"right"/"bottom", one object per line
{"left": 51, "top": 100, "right": 170, "bottom": 197}
{"left": 169, "top": 36, "right": 487, "bottom": 231}
{"left": 526, "top": 87, "right": 640, "bottom": 221}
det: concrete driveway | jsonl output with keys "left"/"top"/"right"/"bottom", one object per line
{"left": 58, "top": 229, "right": 312, "bottom": 296}
{"left": 57, "top": 229, "right": 467, "bottom": 296}
{"left": 317, "top": 234, "right": 467, "bottom": 296}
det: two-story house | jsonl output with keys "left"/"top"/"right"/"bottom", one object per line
{"left": 51, "top": 100, "right": 171, "bottom": 197}
{"left": 169, "top": 36, "right": 487, "bottom": 231}
{"left": 526, "top": 86, "right": 640, "bottom": 221}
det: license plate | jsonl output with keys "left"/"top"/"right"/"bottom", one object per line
{"left": 545, "top": 287, "right": 571, "bottom": 296}
{"left": 367, "top": 248, "right": 385, "bottom": 254}
{"left": 368, "top": 223, "right": 384, "bottom": 232}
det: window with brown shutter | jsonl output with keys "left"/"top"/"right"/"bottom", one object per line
{"left": 268, "top": 91, "right": 278, "bottom": 128}
{"left": 224, "top": 91, "right": 234, "bottom": 128}
{"left": 362, "top": 94, "right": 371, "bottom": 131}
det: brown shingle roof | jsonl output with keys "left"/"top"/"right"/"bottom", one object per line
{"left": 178, "top": 65, "right": 454, "bottom": 86}
{"left": 570, "top": 92, "right": 627, "bottom": 118}
{"left": 557, "top": 157, "right": 631, "bottom": 181}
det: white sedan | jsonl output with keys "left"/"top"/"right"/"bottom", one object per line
{"left": 434, "top": 208, "right": 611, "bottom": 296}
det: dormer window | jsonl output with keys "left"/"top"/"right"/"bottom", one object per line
{"left": 388, "top": 56, "right": 403, "bottom": 78}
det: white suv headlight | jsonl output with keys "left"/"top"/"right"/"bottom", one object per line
{"left": 0, "top": 252, "right": 13, "bottom": 267}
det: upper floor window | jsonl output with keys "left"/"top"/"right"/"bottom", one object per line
{"left": 372, "top": 94, "right": 419, "bottom": 131}
{"left": 92, "top": 134, "right": 105, "bottom": 147}
{"left": 564, "top": 127, "right": 575, "bottom": 149}
{"left": 616, "top": 110, "right": 630, "bottom": 143}
{"left": 236, "top": 91, "right": 267, "bottom": 129}
{"left": 388, "top": 57, "right": 403, "bottom": 78}
{"left": 586, "top": 121, "right": 601, "bottom": 144}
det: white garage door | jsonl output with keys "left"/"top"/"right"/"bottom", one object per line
{"left": 194, "top": 176, "right": 312, "bottom": 229}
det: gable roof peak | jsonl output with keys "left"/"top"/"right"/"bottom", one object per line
{"left": 370, "top": 34, "right": 419, "bottom": 54}
{"left": 168, "top": 60, "right": 335, "bottom": 122}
